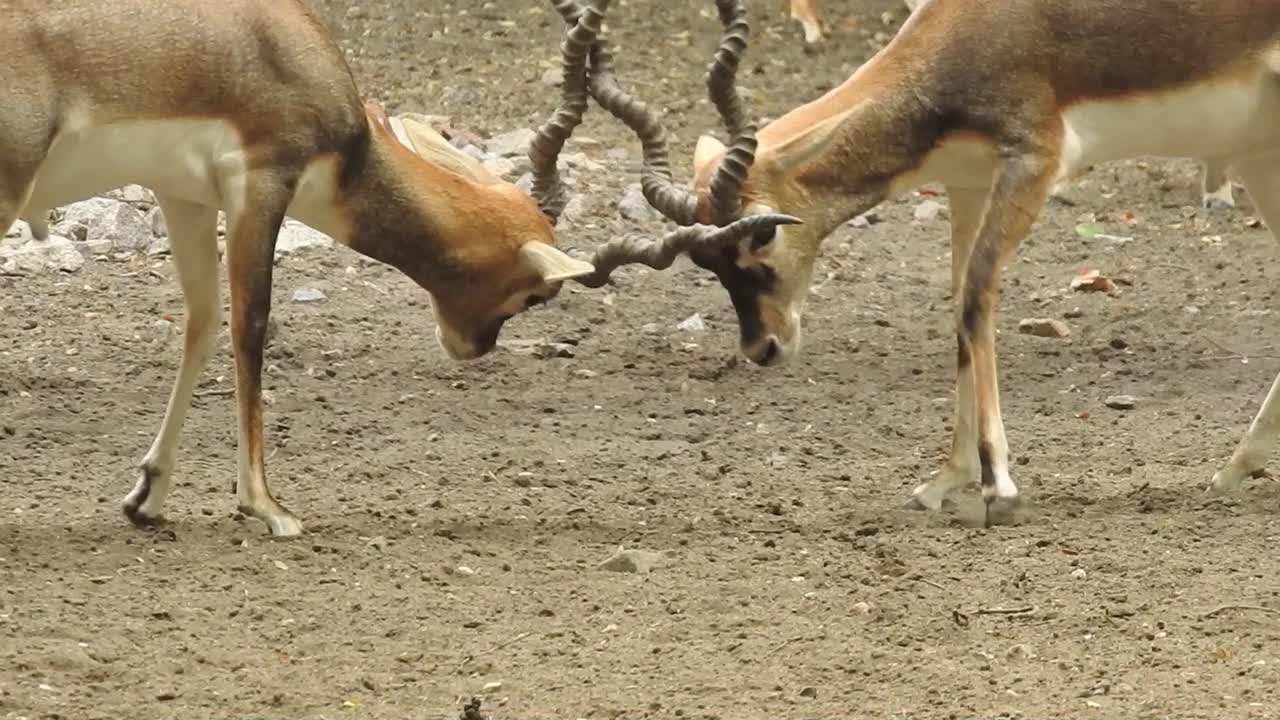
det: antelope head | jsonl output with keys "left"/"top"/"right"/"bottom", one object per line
{"left": 552, "top": 0, "right": 832, "bottom": 366}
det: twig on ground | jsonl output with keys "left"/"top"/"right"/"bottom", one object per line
{"left": 972, "top": 606, "right": 1036, "bottom": 616}
{"left": 457, "top": 631, "right": 532, "bottom": 670}
{"left": 193, "top": 388, "right": 235, "bottom": 398}
{"left": 1202, "top": 604, "right": 1280, "bottom": 619}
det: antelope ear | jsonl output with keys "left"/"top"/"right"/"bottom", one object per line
{"left": 693, "top": 134, "right": 727, "bottom": 174}
{"left": 765, "top": 107, "right": 855, "bottom": 176}
{"left": 519, "top": 241, "right": 595, "bottom": 281}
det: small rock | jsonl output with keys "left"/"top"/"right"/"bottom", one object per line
{"left": 145, "top": 207, "right": 168, "bottom": 237}
{"left": 485, "top": 128, "right": 537, "bottom": 158}
{"left": 1006, "top": 643, "right": 1037, "bottom": 660}
{"left": 275, "top": 220, "right": 333, "bottom": 257}
{"left": 1018, "top": 318, "right": 1070, "bottom": 338}
{"left": 1104, "top": 394, "right": 1137, "bottom": 410}
{"left": 618, "top": 183, "right": 661, "bottom": 223}
{"left": 481, "top": 681, "right": 503, "bottom": 693}
{"left": 291, "top": 287, "right": 327, "bottom": 303}
{"left": 461, "top": 144, "right": 489, "bottom": 162}
{"left": 562, "top": 195, "right": 589, "bottom": 223}
{"left": 61, "top": 197, "right": 151, "bottom": 252}
{"left": 851, "top": 601, "right": 873, "bottom": 615}
{"left": 482, "top": 156, "right": 516, "bottom": 178}
{"left": 1071, "top": 269, "right": 1116, "bottom": 293}
{"left": 1, "top": 235, "right": 84, "bottom": 273}
{"left": 598, "top": 546, "right": 663, "bottom": 574}
{"left": 676, "top": 313, "right": 706, "bottom": 333}
{"left": 913, "top": 199, "right": 948, "bottom": 221}
{"left": 4, "top": 220, "right": 28, "bottom": 239}
{"left": 798, "top": 687, "right": 818, "bottom": 699}
{"left": 1070, "top": 568, "right": 1088, "bottom": 580}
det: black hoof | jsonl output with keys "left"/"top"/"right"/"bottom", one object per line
{"left": 983, "top": 496, "right": 1026, "bottom": 527}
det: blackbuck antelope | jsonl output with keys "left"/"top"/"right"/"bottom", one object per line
{"left": 788, "top": 0, "right": 921, "bottom": 47}
{"left": 0, "top": 0, "right": 796, "bottom": 537}
{"left": 568, "top": 0, "right": 1280, "bottom": 522}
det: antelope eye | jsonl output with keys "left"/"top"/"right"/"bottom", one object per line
{"left": 750, "top": 225, "right": 777, "bottom": 251}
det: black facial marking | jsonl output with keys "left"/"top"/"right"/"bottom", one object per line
{"left": 688, "top": 246, "right": 777, "bottom": 348}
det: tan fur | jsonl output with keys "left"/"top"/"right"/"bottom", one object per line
{"left": 1, "top": 0, "right": 593, "bottom": 537}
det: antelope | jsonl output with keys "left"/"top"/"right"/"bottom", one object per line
{"left": 788, "top": 0, "right": 922, "bottom": 47}
{"left": 0, "top": 0, "right": 795, "bottom": 536}
{"left": 568, "top": 0, "right": 1280, "bottom": 522}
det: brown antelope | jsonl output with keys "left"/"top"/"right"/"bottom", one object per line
{"left": 0, "top": 0, "right": 795, "bottom": 536}
{"left": 788, "top": 0, "right": 921, "bottom": 47}
{"left": 568, "top": 0, "right": 1280, "bottom": 522}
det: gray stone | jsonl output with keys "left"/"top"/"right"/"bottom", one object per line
{"left": 145, "top": 207, "right": 168, "bottom": 238}
{"left": 0, "top": 235, "right": 85, "bottom": 274}
{"left": 618, "top": 184, "right": 660, "bottom": 223}
{"left": 676, "top": 313, "right": 706, "bottom": 333}
{"left": 61, "top": 197, "right": 151, "bottom": 251}
{"left": 481, "top": 156, "right": 516, "bottom": 178}
{"left": 913, "top": 199, "right": 948, "bottom": 222}
{"left": 275, "top": 220, "right": 333, "bottom": 257}
{"left": 291, "top": 287, "right": 327, "bottom": 303}
{"left": 1104, "top": 394, "right": 1137, "bottom": 410}
{"left": 4, "top": 220, "right": 29, "bottom": 239}
{"left": 484, "top": 128, "right": 536, "bottom": 158}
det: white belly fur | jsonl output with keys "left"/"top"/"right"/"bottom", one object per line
{"left": 896, "top": 63, "right": 1280, "bottom": 194}
{"left": 20, "top": 113, "right": 342, "bottom": 241}
{"left": 1058, "top": 68, "right": 1280, "bottom": 183}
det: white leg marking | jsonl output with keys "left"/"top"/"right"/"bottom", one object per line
{"left": 123, "top": 195, "right": 221, "bottom": 523}
{"left": 1202, "top": 159, "right": 1235, "bottom": 210}
{"left": 910, "top": 186, "right": 988, "bottom": 510}
{"left": 1210, "top": 152, "right": 1280, "bottom": 491}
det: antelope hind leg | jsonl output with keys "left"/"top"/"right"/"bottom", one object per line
{"left": 1210, "top": 151, "right": 1280, "bottom": 491}
{"left": 123, "top": 194, "right": 222, "bottom": 526}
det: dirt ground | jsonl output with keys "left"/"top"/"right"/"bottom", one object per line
{"left": 4, "top": 1, "right": 1280, "bottom": 718}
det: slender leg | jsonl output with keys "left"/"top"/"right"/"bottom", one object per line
{"left": 956, "top": 150, "right": 1058, "bottom": 525}
{"left": 223, "top": 171, "right": 302, "bottom": 537}
{"left": 123, "top": 195, "right": 221, "bottom": 525}
{"left": 1201, "top": 159, "right": 1235, "bottom": 210}
{"left": 908, "top": 184, "right": 990, "bottom": 511}
{"left": 1210, "top": 151, "right": 1280, "bottom": 491}
{"left": 789, "top": 0, "right": 823, "bottom": 45}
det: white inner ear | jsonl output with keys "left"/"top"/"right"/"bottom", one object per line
{"left": 694, "top": 134, "right": 728, "bottom": 173}
{"left": 393, "top": 115, "right": 503, "bottom": 186}
{"left": 386, "top": 115, "right": 416, "bottom": 150}
{"left": 519, "top": 242, "right": 595, "bottom": 282}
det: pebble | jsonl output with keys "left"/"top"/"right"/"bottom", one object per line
{"left": 676, "top": 313, "right": 706, "bottom": 333}
{"left": 291, "top": 287, "right": 327, "bottom": 303}
{"left": 1104, "top": 394, "right": 1137, "bottom": 410}
{"left": 913, "top": 199, "right": 948, "bottom": 221}
{"left": 1018, "top": 318, "right": 1070, "bottom": 338}
{"left": 598, "top": 546, "right": 663, "bottom": 574}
